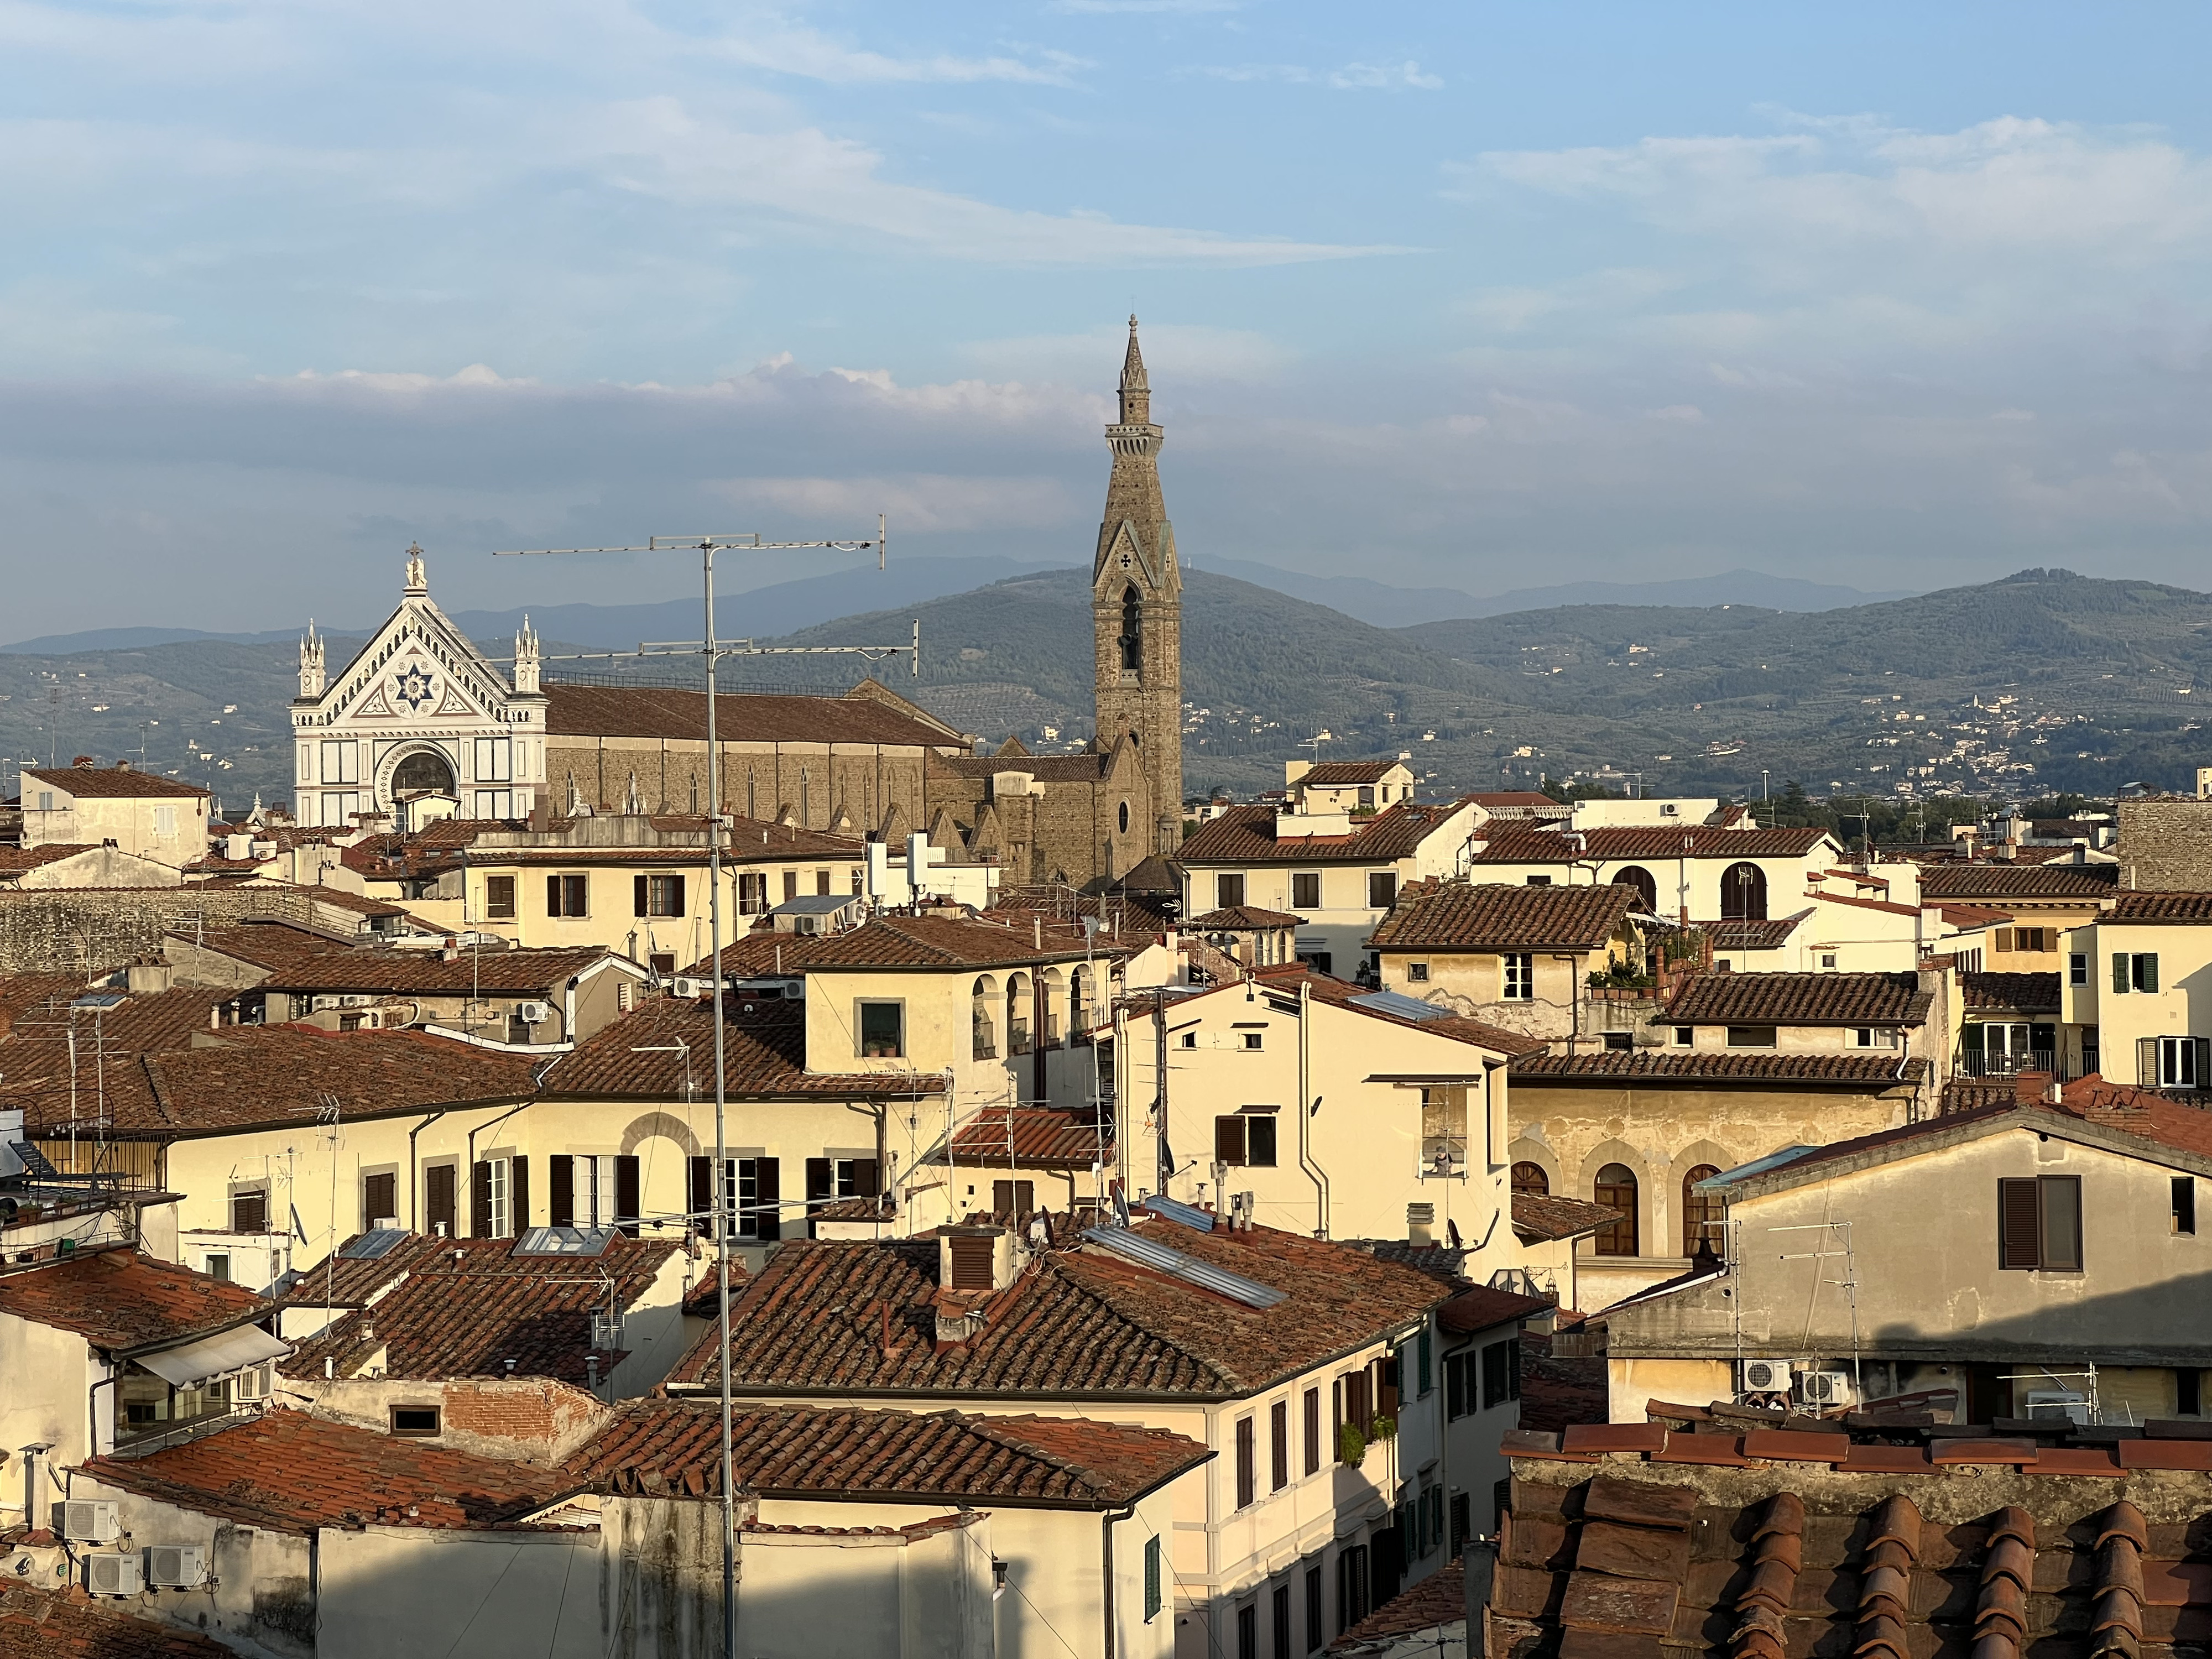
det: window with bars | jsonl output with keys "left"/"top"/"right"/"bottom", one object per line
{"left": 1999, "top": 1175, "right": 2082, "bottom": 1271}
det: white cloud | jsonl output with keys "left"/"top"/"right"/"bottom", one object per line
{"left": 708, "top": 23, "right": 1088, "bottom": 86}
{"left": 961, "top": 322, "right": 1293, "bottom": 383}
{"left": 1330, "top": 60, "right": 1441, "bottom": 91}
{"left": 1196, "top": 58, "right": 1444, "bottom": 89}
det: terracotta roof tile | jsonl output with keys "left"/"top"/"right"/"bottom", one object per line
{"left": 935, "top": 752, "right": 1111, "bottom": 782}
{"left": 0, "top": 844, "right": 107, "bottom": 877}
{"left": 1962, "top": 972, "right": 2062, "bottom": 1013}
{"left": 1441, "top": 1283, "right": 1554, "bottom": 1335}
{"left": 278, "top": 1234, "right": 680, "bottom": 1384}
{"left": 1179, "top": 801, "right": 1470, "bottom": 866}
{"left": 1914, "top": 863, "right": 2117, "bottom": 900}
{"left": 1369, "top": 880, "right": 1638, "bottom": 952}
{"left": 1248, "top": 966, "right": 1548, "bottom": 1056}
{"left": 930, "top": 1104, "right": 1112, "bottom": 1168}
{"left": 0, "top": 1249, "right": 272, "bottom": 1353}
{"left": 1663, "top": 971, "right": 1932, "bottom": 1027}
{"left": 760, "top": 912, "right": 1114, "bottom": 970}
{"left": 253, "top": 943, "right": 618, "bottom": 996}
{"left": 2109, "top": 891, "right": 2212, "bottom": 922}
{"left": 1692, "top": 917, "right": 1807, "bottom": 949}
{"left": 1300, "top": 761, "right": 1404, "bottom": 786}
{"left": 670, "top": 1220, "right": 1446, "bottom": 1400}
{"left": 1511, "top": 1051, "right": 1929, "bottom": 1087}
{"left": 81, "top": 1408, "right": 565, "bottom": 1533}
{"left": 1513, "top": 1192, "right": 1624, "bottom": 1243}
{"left": 1469, "top": 826, "right": 1831, "bottom": 862}
{"left": 22, "top": 765, "right": 210, "bottom": 800}
{"left": 1328, "top": 1558, "right": 1464, "bottom": 1652}
{"left": 566, "top": 1400, "right": 1210, "bottom": 1507}
{"left": 1188, "top": 904, "right": 1303, "bottom": 929}
{"left": 544, "top": 684, "right": 960, "bottom": 749}
{"left": 0, "top": 1585, "right": 238, "bottom": 1657}
{"left": 540, "top": 993, "right": 947, "bottom": 1098}
{"left": 681, "top": 1260, "right": 745, "bottom": 1320}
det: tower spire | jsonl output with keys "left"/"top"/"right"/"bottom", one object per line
{"left": 1118, "top": 315, "right": 1150, "bottom": 425}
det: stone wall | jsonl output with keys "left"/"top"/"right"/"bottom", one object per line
{"left": 2117, "top": 797, "right": 2212, "bottom": 891}
{"left": 0, "top": 885, "right": 328, "bottom": 976}
{"left": 545, "top": 737, "right": 930, "bottom": 833}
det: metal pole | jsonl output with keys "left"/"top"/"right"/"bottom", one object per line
{"left": 705, "top": 545, "right": 737, "bottom": 1659}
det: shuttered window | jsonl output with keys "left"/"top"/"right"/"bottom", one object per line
{"left": 1235, "top": 1415, "right": 1256, "bottom": 1509}
{"left": 1303, "top": 1387, "right": 1321, "bottom": 1476}
{"left": 1144, "top": 1536, "right": 1162, "bottom": 1621}
{"left": 1271, "top": 1400, "right": 1290, "bottom": 1491}
{"left": 1999, "top": 1175, "right": 2082, "bottom": 1271}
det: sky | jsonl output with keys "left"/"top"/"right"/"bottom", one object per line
{"left": 2, "top": 1, "right": 2206, "bottom": 637}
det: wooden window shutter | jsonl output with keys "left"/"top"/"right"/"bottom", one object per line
{"left": 615, "top": 1155, "right": 641, "bottom": 1238}
{"left": 510, "top": 1156, "right": 529, "bottom": 1234}
{"left": 426, "top": 1164, "right": 457, "bottom": 1235}
{"left": 854, "top": 1159, "right": 880, "bottom": 1200}
{"left": 2039, "top": 1176, "right": 2082, "bottom": 1272}
{"left": 670, "top": 874, "right": 686, "bottom": 915}
{"left": 688, "top": 1157, "right": 713, "bottom": 1232}
{"left": 2114, "top": 952, "right": 2131, "bottom": 994}
{"left": 2197, "top": 1038, "right": 2211, "bottom": 1090}
{"left": 547, "top": 874, "right": 562, "bottom": 916}
{"left": 2140, "top": 1037, "right": 2161, "bottom": 1088}
{"left": 471, "top": 1161, "right": 493, "bottom": 1238}
{"left": 633, "top": 874, "right": 649, "bottom": 917}
{"left": 363, "top": 1172, "right": 395, "bottom": 1227}
{"left": 1215, "top": 1115, "right": 1245, "bottom": 1165}
{"left": 549, "top": 1156, "right": 575, "bottom": 1227}
{"left": 947, "top": 1234, "right": 994, "bottom": 1290}
{"left": 753, "top": 1157, "right": 779, "bottom": 1241}
{"left": 2141, "top": 954, "right": 2159, "bottom": 993}
{"left": 805, "top": 1159, "right": 833, "bottom": 1203}
{"left": 1995, "top": 928, "right": 2013, "bottom": 953}
{"left": 1235, "top": 1416, "right": 1255, "bottom": 1508}
{"left": 1998, "top": 1178, "right": 2041, "bottom": 1269}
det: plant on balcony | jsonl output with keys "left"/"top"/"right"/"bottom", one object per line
{"left": 1587, "top": 959, "right": 1654, "bottom": 991}
{"left": 1369, "top": 1413, "right": 1397, "bottom": 1443}
{"left": 1338, "top": 1422, "right": 1367, "bottom": 1467}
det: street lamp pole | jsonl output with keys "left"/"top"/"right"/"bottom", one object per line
{"left": 497, "top": 524, "right": 885, "bottom": 1659}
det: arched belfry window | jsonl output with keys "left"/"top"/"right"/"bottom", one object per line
{"left": 1119, "top": 586, "right": 1142, "bottom": 674}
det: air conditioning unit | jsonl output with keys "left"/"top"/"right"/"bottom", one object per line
{"left": 590, "top": 1313, "right": 626, "bottom": 1352}
{"left": 515, "top": 1000, "right": 552, "bottom": 1025}
{"left": 1798, "top": 1370, "right": 1856, "bottom": 1408}
{"left": 671, "top": 978, "right": 702, "bottom": 1000}
{"left": 86, "top": 1552, "right": 143, "bottom": 1597}
{"left": 146, "top": 1544, "right": 207, "bottom": 1589}
{"left": 1741, "top": 1359, "right": 1794, "bottom": 1394}
{"left": 2026, "top": 1390, "right": 2090, "bottom": 1425}
{"left": 58, "top": 1500, "right": 119, "bottom": 1543}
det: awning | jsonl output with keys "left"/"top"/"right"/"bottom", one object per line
{"left": 136, "top": 1324, "right": 290, "bottom": 1388}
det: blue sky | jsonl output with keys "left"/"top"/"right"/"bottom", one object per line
{"left": 2, "top": 1, "right": 2206, "bottom": 635}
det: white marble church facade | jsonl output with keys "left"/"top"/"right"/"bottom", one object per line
{"left": 293, "top": 546, "right": 546, "bottom": 831}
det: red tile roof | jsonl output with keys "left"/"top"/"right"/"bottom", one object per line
{"left": 1439, "top": 1283, "right": 1553, "bottom": 1335}
{"left": 253, "top": 943, "right": 618, "bottom": 995}
{"left": 930, "top": 1104, "right": 1112, "bottom": 1169}
{"left": 1329, "top": 1558, "right": 1463, "bottom": 1653}
{"left": 669, "top": 1220, "right": 1447, "bottom": 1401}
{"left": 1512, "top": 1192, "right": 1623, "bottom": 1243}
{"left": 1914, "top": 863, "right": 2117, "bottom": 901}
{"left": 1962, "top": 971, "right": 2061, "bottom": 1013}
{"left": 1469, "top": 825, "right": 1831, "bottom": 862}
{"left": 1663, "top": 969, "right": 1932, "bottom": 1026}
{"left": 1693, "top": 916, "right": 1807, "bottom": 949}
{"left": 0, "top": 844, "right": 106, "bottom": 877}
{"left": 22, "top": 765, "right": 210, "bottom": 800}
{"left": 935, "top": 752, "right": 1113, "bottom": 783}
{"left": 1511, "top": 1051, "right": 1930, "bottom": 1087}
{"left": 2109, "top": 891, "right": 2212, "bottom": 922}
{"left": 0, "top": 1585, "right": 239, "bottom": 1657}
{"left": 544, "top": 684, "right": 961, "bottom": 749}
{"left": 1188, "top": 904, "right": 1303, "bottom": 929}
{"left": 1249, "top": 966, "right": 1550, "bottom": 1056}
{"left": 989, "top": 884, "right": 1177, "bottom": 938}
{"left": 566, "top": 1400, "right": 1211, "bottom": 1507}
{"left": 681, "top": 1260, "right": 746, "bottom": 1320}
{"left": 540, "top": 993, "right": 947, "bottom": 1098}
{"left": 0, "top": 1249, "right": 272, "bottom": 1354}
{"left": 1368, "top": 879, "right": 1637, "bottom": 952}
{"left": 158, "top": 920, "right": 353, "bottom": 971}
{"left": 1300, "top": 761, "right": 1404, "bottom": 786}
{"left": 82, "top": 1409, "right": 566, "bottom": 1533}
{"left": 1179, "top": 801, "right": 1471, "bottom": 866}
{"left": 279, "top": 1234, "right": 680, "bottom": 1384}
{"left": 756, "top": 912, "right": 1115, "bottom": 971}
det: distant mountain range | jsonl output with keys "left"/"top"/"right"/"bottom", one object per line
{"left": 3, "top": 565, "right": 2201, "bottom": 811}
{"left": 0, "top": 559, "right": 1914, "bottom": 655}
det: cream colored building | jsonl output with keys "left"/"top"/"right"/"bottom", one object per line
{"left": 1599, "top": 1082, "right": 2212, "bottom": 1423}
{"left": 2059, "top": 890, "right": 2212, "bottom": 1087}
{"left": 16, "top": 760, "right": 211, "bottom": 865}
{"left": 1463, "top": 823, "right": 1840, "bottom": 927}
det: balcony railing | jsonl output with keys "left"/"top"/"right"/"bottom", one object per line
{"left": 1960, "top": 1050, "right": 2057, "bottom": 1079}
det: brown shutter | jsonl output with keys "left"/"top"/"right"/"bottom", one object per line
{"left": 753, "top": 1157, "right": 780, "bottom": 1241}
{"left": 2140, "top": 1037, "right": 2162, "bottom": 1088}
{"left": 232, "top": 1190, "right": 267, "bottom": 1234}
{"left": 1236, "top": 1416, "right": 1255, "bottom": 1509}
{"left": 549, "top": 1156, "right": 575, "bottom": 1227}
{"left": 510, "top": 1156, "right": 529, "bottom": 1235}
{"left": 1215, "top": 1115, "right": 1245, "bottom": 1166}
{"left": 805, "top": 1159, "right": 833, "bottom": 1202}
{"left": 634, "top": 874, "right": 649, "bottom": 917}
{"left": 615, "top": 1155, "right": 641, "bottom": 1238}
{"left": 1271, "top": 1400, "right": 1289, "bottom": 1491}
{"left": 2039, "top": 1176, "right": 2083, "bottom": 1272}
{"left": 363, "top": 1172, "right": 395, "bottom": 1228}
{"left": 688, "top": 1157, "right": 713, "bottom": 1233}
{"left": 471, "top": 1161, "right": 493, "bottom": 1238}
{"left": 547, "top": 874, "right": 561, "bottom": 916}
{"left": 669, "top": 874, "right": 686, "bottom": 915}
{"left": 853, "top": 1159, "right": 880, "bottom": 1201}
{"left": 1999, "top": 1178, "right": 2042, "bottom": 1269}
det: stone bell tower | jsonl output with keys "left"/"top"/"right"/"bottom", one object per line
{"left": 1091, "top": 317, "right": 1183, "bottom": 856}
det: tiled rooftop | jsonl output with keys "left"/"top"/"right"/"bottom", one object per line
{"left": 1300, "top": 761, "right": 1404, "bottom": 786}
{"left": 1511, "top": 1051, "right": 1931, "bottom": 1087}
{"left": 1439, "top": 1283, "right": 1555, "bottom": 1335}
{"left": 748, "top": 912, "right": 1114, "bottom": 971}
{"left": 1469, "top": 825, "right": 1833, "bottom": 862}
{"left": 82, "top": 1409, "right": 566, "bottom": 1533}
{"left": 1663, "top": 970, "right": 1934, "bottom": 1027}
{"left": 928, "top": 1104, "right": 1112, "bottom": 1169}
{"left": 1329, "top": 1558, "right": 1463, "bottom": 1654}
{"left": 1492, "top": 1458, "right": 2212, "bottom": 1659}
{"left": 1253, "top": 965, "right": 1550, "bottom": 1056}
{"left": 1962, "top": 971, "right": 2062, "bottom": 1013}
{"left": 1188, "top": 904, "right": 1305, "bottom": 930}
{"left": 540, "top": 993, "right": 948, "bottom": 1098}
{"left": 1916, "top": 863, "right": 2119, "bottom": 901}
{"left": 1369, "top": 879, "right": 1637, "bottom": 952}
{"left": 544, "top": 683, "right": 961, "bottom": 749}
{"left": 1179, "top": 801, "right": 1470, "bottom": 866}
{"left": 278, "top": 1234, "right": 681, "bottom": 1385}
{"left": 1691, "top": 916, "right": 1807, "bottom": 950}
{"left": 667, "top": 1219, "right": 1447, "bottom": 1401}
{"left": 0, "top": 1248, "right": 272, "bottom": 1354}
{"left": 22, "top": 764, "right": 210, "bottom": 800}
{"left": 252, "top": 943, "right": 617, "bottom": 995}
{"left": 566, "top": 1400, "right": 1211, "bottom": 1507}
{"left": 0, "top": 1585, "right": 238, "bottom": 1657}
{"left": 1513, "top": 1192, "right": 1625, "bottom": 1244}
{"left": 2109, "top": 891, "right": 2212, "bottom": 923}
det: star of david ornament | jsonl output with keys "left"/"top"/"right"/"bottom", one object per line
{"left": 394, "top": 665, "right": 435, "bottom": 712}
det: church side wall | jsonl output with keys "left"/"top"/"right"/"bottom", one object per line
{"left": 544, "top": 738, "right": 931, "bottom": 833}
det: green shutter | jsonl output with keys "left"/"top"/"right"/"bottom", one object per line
{"left": 1418, "top": 1328, "right": 1433, "bottom": 1397}
{"left": 1144, "top": 1536, "right": 1162, "bottom": 1620}
{"left": 2141, "top": 954, "right": 2159, "bottom": 993}
{"left": 2114, "top": 953, "right": 2131, "bottom": 994}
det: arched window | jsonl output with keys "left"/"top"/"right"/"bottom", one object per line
{"left": 1119, "top": 586, "right": 1142, "bottom": 673}
{"left": 1719, "top": 861, "right": 1767, "bottom": 921}
{"left": 971, "top": 976, "right": 998, "bottom": 1061}
{"left": 1118, "top": 801, "right": 1130, "bottom": 834}
{"left": 1682, "top": 1165, "right": 1725, "bottom": 1258}
{"left": 1593, "top": 1164, "right": 1639, "bottom": 1256}
{"left": 1006, "top": 973, "right": 1032, "bottom": 1056}
{"left": 1041, "top": 968, "right": 1066, "bottom": 1047}
{"left": 392, "top": 749, "right": 456, "bottom": 799}
{"left": 1612, "top": 865, "right": 1657, "bottom": 911}
{"left": 1511, "top": 1161, "right": 1550, "bottom": 1197}
{"left": 1068, "top": 967, "right": 1088, "bottom": 1037}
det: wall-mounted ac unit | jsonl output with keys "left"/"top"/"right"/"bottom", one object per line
{"left": 58, "top": 1500, "right": 119, "bottom": 1543}
{"left": 1741, "top": 1359, "right": 1794, "bottom": 1394}
{"left": 146, "top": 1544, "right": 207, "bottom": 1589}
{"left": 1798, "top": 1370, "right": 1856, "bottom": 1407}
{"left": 2026, "top": 1390, "right": 2090, "bottom": 1425}
{"left": 670, "top": 978, "right": 702, "bottom": 1000}
{"left": 515, "top": 1000, "right": 552, "bottom": 1025}
{"left": 86, "top": 1553, "right": 143, "bottom": 1597}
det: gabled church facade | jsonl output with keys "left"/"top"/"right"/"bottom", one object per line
{"left": 291, "top": 545, "right": 547, "bottom": 831}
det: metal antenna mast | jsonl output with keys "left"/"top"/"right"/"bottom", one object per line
{"left": 494, "top": 521, "right": 886, "bottom": 1659}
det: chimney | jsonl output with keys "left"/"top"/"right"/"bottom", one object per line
{"left": 1406, "top": 1202, "right": 1436, "bottom": 1249}
{"left": 939, "top": 1225, "right": 1017, "bottom": 1293}
{"left": 126, "top": 959, "right": 173, "bottom": 996}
